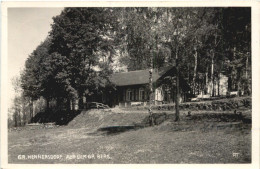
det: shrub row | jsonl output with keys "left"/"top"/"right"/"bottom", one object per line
{"left": 130, "top": 97, "right": 251, "bottom": 111}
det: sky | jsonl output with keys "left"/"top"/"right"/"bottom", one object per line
{"left": 7, "top": 8, "right": 64, "bottom": 107}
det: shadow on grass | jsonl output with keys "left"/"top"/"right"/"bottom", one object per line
{"left": 93, "top": 112, "right": 251, "bottom": 136}
{"left": 90, "top": 113, "right": 170, "bottom": 136}
{"left": 96, "top": 125, "right": 144, "bottom": 135}
{"left": 31, "top": 110, "right": 81, "bottom": 125}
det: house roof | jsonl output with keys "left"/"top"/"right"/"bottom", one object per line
{"left": 109, "top": 66, "right": 174, "bottom": 86}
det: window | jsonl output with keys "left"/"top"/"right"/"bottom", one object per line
{"left": 135, "top": 89, "right": 138, "bottom": 101}
{"left": 127, "top": 89, "right": 132, "bottom": 101}
{"left": 139, "top": 88, "right": 145, "bottom": 101}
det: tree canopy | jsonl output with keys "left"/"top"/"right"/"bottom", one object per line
{"left": 19, "top": 7, "right": 251, "bottom": 116}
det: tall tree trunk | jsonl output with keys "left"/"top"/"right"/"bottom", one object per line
{"left": 228, "top": 47, "right": 236, "bottom": 93}
{"left": 237, "top": 68, "right": 242, "bottom": 96}
{"left": 148, "top": 54, "right": 154, "bottom": 126}
{"left": 211, "top": 52, "right": 215, "bottom": 97}
{"left": 46, "top": 98, "right": 50, "bottom": 111}
{"left": 245, "top": 55, "right": 248, "bottom": 80}
{"left": 13, "top": 112, "right": 17, "bottom": 127}
{"left": 148, "top": 68, "right": 154, "bottom": 125}
{"left": 66, "top": 98, "right": 71, "bottom": 110}
{"left": 217, "top": 74, "right": 220, "bottom": 96}
{"left": 148, "top": 33, "right": 160, "bottom": 126}
{"left": 245, "top": 54, "right": 249, "bottom": 95}
{"left": 205, "top": 66, "right": 208, "bottom": 94}
{"left": 193, "top": 46, "right": 198, "bottom": 95}
{"left": 18, "top": 110, "right": 21, "bottom": 126}
{"left": 22, "top": 103, "right": 26, "bottom": 126}
{"left": 228, "top": 66, "right": 232, "bottom": 94}
{"left": 188, "top": 64, "right": 190, "bottom": 83}
{"left": 72, "top": 99, "right": 75, "bottom": 111}
{"left": 78, "top": 92, "right": 84, "bottom": 110}
{"left": 175, "top": 47, "right": 180, "bottom": 122}
{"left": 29, "top": 98, "right": 34, "bottom": 123}
{"left": 56, "top": 97, "right": 62, "bottom": 111}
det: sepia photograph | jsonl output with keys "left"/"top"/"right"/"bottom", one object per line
{"left": 1, "top": 1, "right": 259, "bottom": 168}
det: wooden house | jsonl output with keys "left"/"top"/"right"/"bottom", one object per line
{"left": 103, "top": 66, "right": 191, "bottom": 107}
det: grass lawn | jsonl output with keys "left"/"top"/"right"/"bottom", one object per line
{"left": 8, "top": 109, "right": 251, "bottom": 164}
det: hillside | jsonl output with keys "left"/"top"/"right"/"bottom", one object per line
{"left": 8, "top": 104, "right": 251, "bottom": 164}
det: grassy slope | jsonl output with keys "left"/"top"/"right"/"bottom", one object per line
{"left": 8, "top": 109, "right": 251, "bottom": 164}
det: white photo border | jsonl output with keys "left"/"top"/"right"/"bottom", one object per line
{"left": 1, "top": 1, "right": 259, "bottom": 169}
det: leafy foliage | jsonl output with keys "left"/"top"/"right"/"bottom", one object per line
{"left": 21, "top": 8, "right": 120, "bottom": 111}
{"left": 117, "top": 7, "right": 251, "bottom": 95}
{"left": 16, "top": 7, "right": 251, "bottom": 123}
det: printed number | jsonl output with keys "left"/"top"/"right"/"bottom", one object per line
{"left": 233, "top": 153, "right": 239, "bottom": 157}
